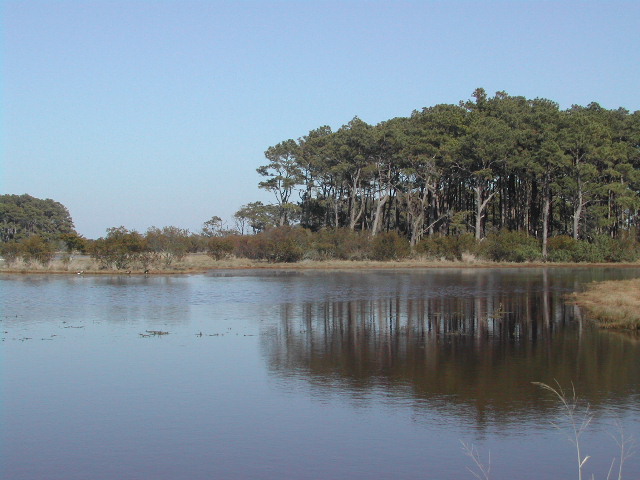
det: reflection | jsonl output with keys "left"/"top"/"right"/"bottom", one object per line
{"left": 1, "top": 275, "right": 194, "bottom": 327}
{"left": 262, "top": 269, "right": 640, "bottom": 427}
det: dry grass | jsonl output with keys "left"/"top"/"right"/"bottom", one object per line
{"left": 2, "top": 253, "right": 640, "bottom": 276}
{"left": 573, "top": 279, "right": 640, "bottom": 330}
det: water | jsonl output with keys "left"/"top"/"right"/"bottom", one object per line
{"left": 1, "top": 268, "right": 640, "bottom": 480}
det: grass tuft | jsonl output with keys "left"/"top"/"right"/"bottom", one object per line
{"left": 572, "top": 279, "right": 640, "bottom": 330}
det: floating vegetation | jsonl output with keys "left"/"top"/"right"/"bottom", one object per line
{"left": 195, "top": 331, "right": 224, "bottom": 337}
{"left": 140, "top": 330, "right": 169, "bottom": 337}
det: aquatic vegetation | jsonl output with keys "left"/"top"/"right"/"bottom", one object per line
{"left": 573, "top": 279, "right": 640, "bottom": 330}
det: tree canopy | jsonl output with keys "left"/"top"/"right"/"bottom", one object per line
{"left": 253, "top": 90, "right": 640, "bottom": 249}
{"left": 0, "top": 194, "right": 76, "bottom": 242}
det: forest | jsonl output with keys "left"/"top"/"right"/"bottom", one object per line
{"left": 252, "top": 89, "right": 640, "bottom": 258}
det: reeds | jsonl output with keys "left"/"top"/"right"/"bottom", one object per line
{"left": 462, "top": 382, "right": 636, "bottom": 480}
{"left": 533, "top": 381, "right": 636, "bottom": 480}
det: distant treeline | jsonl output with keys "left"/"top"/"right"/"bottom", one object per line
{"left": 248, "top": 88, "right": 640, "bottom": 257}
{"left": 0, "top": 194, "right": 76, "bottom": 243}
{"left": 3, "top": 224, "right": 639, "bottom": 269}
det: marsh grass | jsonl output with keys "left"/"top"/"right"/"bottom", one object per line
{"left": 573, "top": 279, "right": 640, "bottom": 330}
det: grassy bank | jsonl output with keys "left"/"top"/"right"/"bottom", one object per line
{"left": 2, "top": 253, "right": 640, "bottom": 275}
{"left": 573, "top": 279, "right": 640, "bottom": 330}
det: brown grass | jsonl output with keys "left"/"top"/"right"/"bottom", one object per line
{"left": 573, "top": 279, "right": 640, "bottom": 330}
{"left": 1, "top": 253, "right": 639, "bottom": 275}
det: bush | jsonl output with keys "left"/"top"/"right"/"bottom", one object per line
{"left": 481, "top": 230, "right": 541, "bottom": 262}
{"left": 370, "top": 231, "right": 411, "bottom": 261}
{"left": 547, "top": 234, "right": 640, "bottom": 263}
{"left": 206, "top": 237, "right": 235, "bottom": 260}
{"left": 145, "top": 226, "right": 190, "bottom": 265}
{"left": 308, "top": 228, "right": 371, "bottom": 260}
{"left": 20, "top": 235, "right": 55, "bottom": 266}
{"left": 59, "top": 233, "right": 88, "bottom": 254}
{"left": 236, "top": 226, "right": 309, "bottom": 263}
{"left": 89, "top": 227, "right": 148, "bottom": 270}
{"left": 593, "top": 233, "right": 640, "bottom": 262}
{"left": 0, "top": 241, "right": 21, "bottom": 266}
{"left": 415, "top": 234, "right": 477, "bottom": 261}
{"left": 547, "top": 235, "right": 604, "bottom": 263}
{"left": 547, "top": 235, "right": 579, "bottom": 262}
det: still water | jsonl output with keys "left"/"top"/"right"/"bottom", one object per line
{"left": 1, "top": 268, "right": 640, "bottom": 480}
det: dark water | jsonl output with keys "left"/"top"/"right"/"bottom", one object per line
{"left": 1, "top": 268, "right": 639, "bottom": 480}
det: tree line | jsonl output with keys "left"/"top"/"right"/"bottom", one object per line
{"left": 251, "top": 88, "right": 640, "bottom": 257}
{"left": 3, "top": 89, "right": 640, "bottom": 268}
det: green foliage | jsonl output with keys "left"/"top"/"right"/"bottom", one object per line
{"left": 481, "top": 230, "right": 541, "bottom": 262}
{"left": 253, "top": 90, "right": 639, "bottom": 245}
{"left": 89, "top": 227, "right": 148, "bottom": 270}
{"left": 237, "top": 226, "right": 308, "bottom": 263}
{"left": 19, "top": 235, "right": 55, "bottom": 266}
{"left": 59, "top": 233, "right": 87, "bottom": 254}
{"left": 234, "top": 202, "right": 279, "bottom": 234}
{"left": 308, "top": 228, "right": 371, "bottom": 260}
{"left": 0, "top": 194, "right": 76, "bottom": 242}
{"left": 547, "top": 235, "right": 581, "bottom": 262}
{"left": 593, "top": 233, "right": 640, "bottom": 262}
{"left": 547, "top": 233, "right": 640, "bottom": 263}
{"left": 370, "top": 231, "right": 411, "bottom": 261}
{"left": 206, "top": 236, "right": 235, "bottom": 260}
{"left": 146, "top": 226, "right": 190, "bottom": 265}
{"left": 415, "top": 234, "right": 477, "bottom": 260}
{"left": 0, "top": 241, "right": 21, "bottom": 266}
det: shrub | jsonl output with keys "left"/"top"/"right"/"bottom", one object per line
{"left": 308, "top": 228, "right": 371, "bottom": 260}
{"left": 572, "top": 240, "right": 605, "bottom": 263}
{"left": 481, "top": 230, "right": 541, "bottom": 262}
{"left": 236, "top": 226, "right": 309, "bottom": 263}
{"left": 59, "top": 233, "right": 88, "bottom": 254}
{"left": 0, "top": 241, "right": 21, "bottom": 266}
{"left": 370, "top": 231, "right": 411, "bottom": 261}
{"left": 206, "top": 237, "right": 234, "bottom": 260}
{"left": 145, "top": 226, "right": 191, "bottom": 265}
{"left": 415, "top": 234, "right": 477, "bottom": 261}
{"left": 89, "top": 227, "right": 148, "bottom": 270}
{"left": 593, "top": 233, "right": 640, "bottom": 263}
{"left": 20, "top": 235, "right": 55, "bottom": 266}
{"left": 547, "top": 235, "right": 580, "bottom": 262}
{"left": 547, "top": 233, "right": 640, "bottom": 263}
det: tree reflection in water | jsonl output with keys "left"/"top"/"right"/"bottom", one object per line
{"left": 262, "top": 268, "right": 640, "bottom": 427}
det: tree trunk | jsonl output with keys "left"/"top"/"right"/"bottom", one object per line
{"left": 474, "top": 183, "right": 496, "bottom": 240}
{"left": 371, "top": 194, "right": 389, "bottom": 236}
{"left": 541, "top": 183, "right": 550, "bottom": 259}
{"left": 573, "top": 179, "right": 583, "bottom": 240}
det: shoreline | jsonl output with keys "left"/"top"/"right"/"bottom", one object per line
{"left": 2, "top": 257, "right": 640, "bottom": 275}
{"left": 4, "top": 258, "right": 640, "bottom": 331}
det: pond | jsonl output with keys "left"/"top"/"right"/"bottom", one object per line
{"left": 1, "top": 267, "right": 640, "bottom": 480}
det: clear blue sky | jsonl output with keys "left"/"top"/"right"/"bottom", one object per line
{"left": 3, "top": 1, "right": 639, "bottom": 239}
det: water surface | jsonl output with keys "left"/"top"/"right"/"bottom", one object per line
{"left": 2, "top": 268, "right": 639, "bottom": 479}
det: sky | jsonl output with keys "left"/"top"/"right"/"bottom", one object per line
{"left": 2, "top": 1, "right": 639, "bottom": 239}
